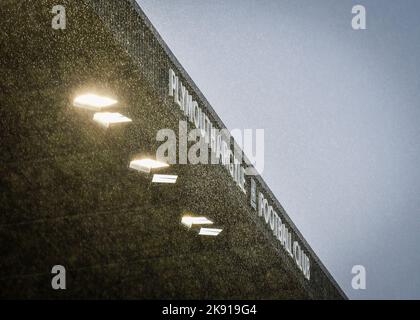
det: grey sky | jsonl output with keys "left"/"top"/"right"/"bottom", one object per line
{"left": 137, "top": 0, "right": 420, "bottom": 299}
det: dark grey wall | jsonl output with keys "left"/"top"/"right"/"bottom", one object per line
{"left": 0, "top": 0, "right": 345, "bottom": 299}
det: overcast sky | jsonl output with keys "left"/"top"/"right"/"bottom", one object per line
{"left": 137, "top": 0, "right": 420, "bottom": 299}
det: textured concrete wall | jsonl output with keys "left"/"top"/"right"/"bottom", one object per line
{"left": 0, "top": 0, "right": 345, "bottom": 299}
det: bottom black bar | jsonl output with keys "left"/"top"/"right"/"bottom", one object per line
{"left": 0, "top": 300, "right": 418, "bottom": 318}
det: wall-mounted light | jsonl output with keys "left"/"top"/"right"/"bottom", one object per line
{"left": 73, "top": 93, "right": 118, "bottom": 111}
{"left": 181, "top": 216, "right": 213, "bottom": 228}
{"left": 93, "top": 112, "right": 132, "bottom": 128}
{"left": 152, "top": 174, "right": 178, "bottom": 184}
{"left": 198, "top": 228, "right": 223, "bottom": 236}
{"left": 129, "top": 159, "right": 169, "bottom": 174}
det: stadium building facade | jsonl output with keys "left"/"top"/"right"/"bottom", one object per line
{"left": 0, "top": 0, "right": 346, "bottom": 299}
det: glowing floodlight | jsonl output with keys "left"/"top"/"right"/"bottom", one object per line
{"left": 93, "top": 112, "right": 132, "bottom": 128}
{"left": 181, "top": 216, "right": 213, "bottom": 228}
{"left": 129, "top": 159, "right": 169, "bottom": 174}
{"left": 198, "top": 228, "right": 223, "bottom": 236}
{"left": 73, "top": 94, "right": 118, "bottom": 111}
{"left": 152, "top": 174, "right": 178, "bottom": 184}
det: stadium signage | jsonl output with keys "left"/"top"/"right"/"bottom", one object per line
{"left": 168, "top": 68, "right": 310, "bottom": 281}
{"left": 250, "top": 178, "right": 311, "bottom": 280}
{"left": 168, "top": 68, "right": 246, "bottom": 193}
